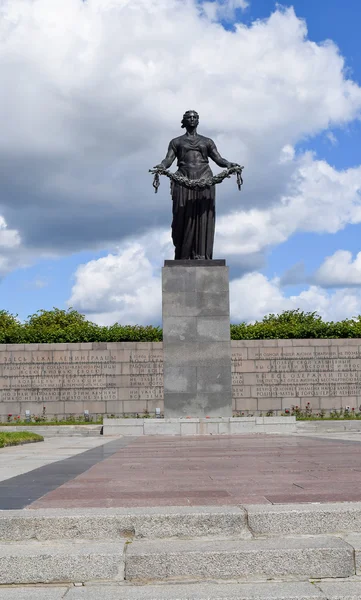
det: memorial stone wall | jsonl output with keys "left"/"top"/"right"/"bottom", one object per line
{"left": 1, "top": 339, "right": 361, "bottom": 419}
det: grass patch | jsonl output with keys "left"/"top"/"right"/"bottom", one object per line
{"left": 0, "top": 431, "right": 44, "bottom": 448}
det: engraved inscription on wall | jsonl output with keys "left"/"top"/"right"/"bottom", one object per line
{"left": 2, "top": 343, "right": 361, "bottom": 417}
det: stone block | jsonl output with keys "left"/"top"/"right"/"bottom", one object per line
{"left": 63, "top": 401, "right": 84, "bottom": 414}
{"left": 320, "top": 396, "right": 343, "bottom": 409}
{"left": 309, "top": 339, "right": 331, "bottom": 346}
{"left": 162, "top": 292, "right": 197, "bottom": 317}
{"left": 231, "top": 348, "right": 248, "bottom": 360}
{"left": 146, "top": 399, "right": 164, "bottom": 413}
{"left": 92, "top": 342, "right": 108, "bottom": 350}
{"left": 6, "top": 344, "right": 26, "bottom": 352}
{"left": 195, "top": 266, "right": 229, "bottom": 292}
{"left": 118, "top": 389, "right": 141, "bottom": 401}
{"left": 197, "top": 317, "right": 230, "bottom": 342}
{"left": 229, "top": 421, "right": 257, "bottom": 434}
{"left": 343, "top": 535, "right": 361, "bottom": 574}
{"left": 164, "top": 342, "right": 231, "bottom": 368}
{"left": 257, "top": 398, "right": 282, "bottom": 411}
{"left": 198, "top": 420, "right": 219, "bottom": 434}
{"left": 162, "top": 267, "right": 197, "bottom": 293}
{"left": 180, "top": 421, "right": 198, "bottom": 435}
{"left": 0, "top": 541, "right": 125, "bottom": 584}
{"left": 232, "top": 386, "right": 251, "bottom": 398}
{"left": 106, "top": 400, "right": 124, "bottom": 414}
{"left": 82, "top": 401, "right": 106, "bottom": 414}
{"left": 234, "top": 398, "right": 258, "bottom": 412}
{"left": 144, "top": 421, "right": 180, "bottom": 435}
{"left": 163, "top": 317, "right": 197, "bottom": 343}
{"left": 123, "top": 401, "right": 148, "bottom": 413}
{"left": 1, "top": 506, "right": 251, "bottom": 543}
{"left": 125, "top": 536, "right": 354, "bottom": 581}
{"left": 248, "top": 347, "right": 283, "bottom": 360}
{"left": 231, "top": 340, "right": 250, "bottom": 347}
{"left": 247, "top": 503, "right": 361, "bottom": 537}
{"left": 241, "top": 374, "right": 259, "bottom": 385}
{"left": 262, "top": 340, "right": 280, "bottom": 347}
{"left": 165, "top": 393, "right": 231, "bottom": 418}
{"left": 196, "top": 292, "right": 229, "bottom": 317}
{"left": 232, "top": 360, "right": 256, "bottom": 373}
{"left": 196, "top": 366, "right": 232, "bottom": 393}
{"left": 164, "top": 366, "right": 197, "bottom": 393}
{"left": 104, "top": 424, "right": 143, "bottom": 436}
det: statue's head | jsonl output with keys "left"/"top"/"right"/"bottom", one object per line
{"left": 181, "top": 110, "right": 199, "bottom": 129}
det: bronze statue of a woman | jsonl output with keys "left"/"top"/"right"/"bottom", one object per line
{"left": 152, "top": 110, "right": 242, "bottom": 260}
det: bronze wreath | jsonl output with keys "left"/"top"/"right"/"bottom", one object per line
{"left": 149, "top": 165, "right": 244, "bottom": 193}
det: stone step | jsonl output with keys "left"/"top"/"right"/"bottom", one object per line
{"left": 0, "top": 506, "right": 250, "bottom": 541}
{"left": 246, "top": 502, "right": 361, "bottom": 537}
{"left": 125, "top": 536, "right": 355, "bottom": 582}
{"left": 3, "top": 503, "right": 361, "bottom": 543}
{"left": 0, "top": 540, "right": 125, "bottom": 585}
{"left": 0, "top": 536, "right": 358, "bottom": 587}
{"left": 4, "top": 580, "right": 361, "bottom": 599}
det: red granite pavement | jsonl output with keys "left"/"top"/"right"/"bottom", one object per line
{"left": 29, "top": 434, "right": 361, "bottom": 508}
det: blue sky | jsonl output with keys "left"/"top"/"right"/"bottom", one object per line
{"left": 1, "top": 0, "right": 361, "bottom": 324}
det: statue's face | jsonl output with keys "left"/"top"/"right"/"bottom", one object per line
{"left": 184, "top": 112, "right": 199, "bottom": 128}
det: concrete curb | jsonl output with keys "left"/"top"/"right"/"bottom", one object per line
{"left": 103, "top": 416, "right": 296, "bottom": 436}
{"left": 0, "top": 425, "right": 102, "bottom": 437}
{"left": 2, "top": 503, "right": 361, "bottom": 540}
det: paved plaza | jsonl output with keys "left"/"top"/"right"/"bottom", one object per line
{"left": 1, "top": 432, "right": 361, "bottom": 509}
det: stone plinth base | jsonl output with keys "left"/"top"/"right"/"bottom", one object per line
{"left": 103, "top": 416, "right": 296, "bottom": 436}
{"left": 162, "top": 260, "right": 232, "bottom": 418}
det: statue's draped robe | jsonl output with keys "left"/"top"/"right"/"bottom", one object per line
{"left": 161, "top": 134, "right": 229, "bottom": 260}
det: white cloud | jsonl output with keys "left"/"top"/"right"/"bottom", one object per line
{"left": 0, "top": 216, "right": 23, "bottom": 277}
{"left": 68, "top": 230, "right": 172, "bottom": 325}
{"left": 327, "top": 132, "right": 338, "bottom": 146}
{"left": 0, "top": 216, "right": 20, "bottom": 249}
{"left": 2, "top": 0, "right": 361, "bottom": 323}
{"left": 216, "top": 155, "right": 361, "bottom": 259}
{"left": 69, "top": 247, "right": 361, "bottom": 325}
{"left": 0, "top": 1, "right": 361, "bottom": 264}
{"left": 230, "top": 272, "right": 361, "bottom": 323}
{"left": 313, "top": 250, "right": 361, "bottom": 287}
{"left": 201, "top": 0, "right": 249, "bottom": 21}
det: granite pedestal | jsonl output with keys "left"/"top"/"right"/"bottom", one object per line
{"left": 162, "top": 260, "right": 232, "bottom": 418}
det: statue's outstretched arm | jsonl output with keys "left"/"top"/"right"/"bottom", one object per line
{"left": 154, "top": 142, "right": 176, "bottom": 170}
{"left": 208, "top": 141, "right": 239, "bottom": 169}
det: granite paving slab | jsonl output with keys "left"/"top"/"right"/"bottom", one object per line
{"left": 26, "top": 434, "right": 361, "bottom": 509}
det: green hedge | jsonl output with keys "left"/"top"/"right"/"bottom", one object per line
{"left": 1, "top": 308, "right": 361, "bottom": 343}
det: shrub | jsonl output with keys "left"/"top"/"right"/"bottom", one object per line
{"left": 1, "top": 307, "right": 361, "bottom": 343}
{"left": 230, "top": 309, "right": 361, "bottom": 339}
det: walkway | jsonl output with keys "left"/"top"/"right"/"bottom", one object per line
{"left": 2, "top": 434, "right": 361, "bottom": 509}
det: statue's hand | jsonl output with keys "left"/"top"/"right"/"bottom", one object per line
{"left": 228, "top": 162, "right": 241, "bottom": 168}
{"left": 153, "top": 164, "right": 164, "bottom": 170}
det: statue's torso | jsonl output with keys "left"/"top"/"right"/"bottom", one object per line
{"left": 171, "top": 134, "right": 213, "bottom": 179}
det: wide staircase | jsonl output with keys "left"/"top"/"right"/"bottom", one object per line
{"left": 1, "top": 503, "right": 361, "bottom": 598}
